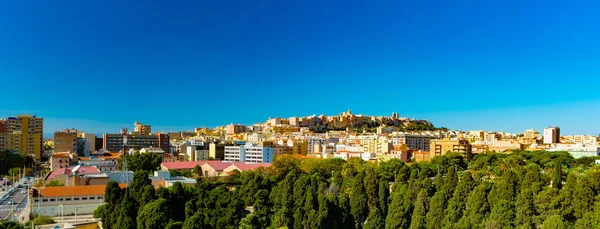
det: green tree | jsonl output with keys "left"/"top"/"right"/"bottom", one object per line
{"left": 271, "top": 171, "right": 296, "bottom": 228}
{"left": 386, "top": 184, "right": 412, "bottom": 229}
{"left": 182, "top": 212, "right": 207, "bottom": 229}
{"left": 116, "top": 189, "right": 137, "bottom": 229}
{"left": 350, "top": 172, "right": 368, "bottom": 229}
{"left": 130, "top": 170, "right": 152, "bottom": 204}
{"left": 409, "top": 189, "right": 429, "bottom": 229}
{"left": 137, "top": 198, "right": 171, "bottom": 229}
{"left": 379, "top": 179, "right": 389, "bottom": 216}
{"left": 486, "top": 199, "right": 515, "bottom": 229}
{"left": 542, "top": 215, "right": 565, "bottom": 229}
{"left": 139, "top": 185, "right": 157, "bottom": 206}
{"left": 457, "top": 181, "right": 491, "bottom": 229}
{"left": 192, "top": 165, "right": 201, "bottom": 175}
{"left": 443, "top": 171, "right": 475, "bottom": 228}
{"left": 552, "top": 161, "right": 562, "bottom": 189}
{"left": 365, "top": 167, "right": 380, "bottom": 211}
{"left": 364, "top": 206, "right": 385, "bottom": 229}
{"left": 105, "top": 181, "right": 123, "bottom": 204}
{"left": 515, "top": 188, "right": 535, "bottom": 228}
{"left": 425, "top": 190, "right": 446, "bottom": 229}
{"left": 127, "top": 152, "right": 162, "bottom": 172}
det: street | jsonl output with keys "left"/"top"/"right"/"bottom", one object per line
{"left": 0, "top": 186, "right": 28, "bottom": 220}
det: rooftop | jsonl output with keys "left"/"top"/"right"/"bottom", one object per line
{"left": 34, "top": 184, "right": 126, "bottom": 197}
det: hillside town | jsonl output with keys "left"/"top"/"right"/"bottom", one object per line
{"left": 0, "top": 111, "right": 598, "bottom": 228}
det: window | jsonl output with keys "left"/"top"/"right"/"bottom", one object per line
{"left": 66, "top": 198, "right": 71, "bottom": 201}
{"left": 74, "top": 198, "right": 80, "bottom": 201}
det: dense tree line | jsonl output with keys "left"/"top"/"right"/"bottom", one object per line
{"left": 95, "top": 151, "right": 600, "bottom": 229}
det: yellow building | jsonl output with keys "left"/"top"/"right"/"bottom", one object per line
{"left": 0, "top": 114, "right": 43, "bottom": 159}
{"left": 430, "top": 138, "right": 472, "bottom": 160}
{"left": 291, "top": 140, "right": 308, "bottom": 155}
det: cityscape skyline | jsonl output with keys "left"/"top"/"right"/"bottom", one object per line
{"left": 3, "top": 99, "right": 599, "bottom": 137}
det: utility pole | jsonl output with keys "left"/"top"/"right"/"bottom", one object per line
{"left": 120, "top": 128, "right": 130, "bottom": 185}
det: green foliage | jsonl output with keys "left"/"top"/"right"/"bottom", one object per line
{"left": 26, "top": 215, "right": 55, "bottom": 226}
{"left": 137, "top": 198, "right": 171, "bottom": 229}
{"left": 116, "top": 189, "right": 137, "bottom": 229}
{"left": 409, "top": 189, "right": 428, "bottom": 229}
{"left": 170, "top": 169, "right": 192, "bottom": 177}
{"left": 553, "top": 161, "right": 562, "bottom": 189}
{"left": 350, "top": 172, "right": 368, "bottom": 229}
{"left": 127, "top": 152, "right": 162, "bottom": 172}
{"left": 0, "top": 220, "right": 23, "bottom": 229}
{"left": 542, "top": 215, "right": 565, "bottom": 229}
{"left": 99, "top": 151, "right": 600, "bottom": 229}
{"left": 45, "top": 180, "right": 65, "bottom": 186}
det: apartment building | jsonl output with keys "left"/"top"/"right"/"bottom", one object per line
{"left": 156, "top": 133, "right": 170, "bottom": 153}
{"left": 224, "top": 143, "right": 273, "bottom": 163}
{"left": 430, "top": 138, "right": 472, "bottom": 160}
{"left": 82, "top": 133, "right": 96, "bottom": 156}
{"left": 543, "top": 126, "right": 561, "bottom": 144}
{"left": 0, "top": 114, "right": 43, "bottom": 159}
{"left": 78, "top": 153, "right": 120, "bottom": 172}
{"left": 226, "top": 124, "right": 247, "bottom": 135}
{"left": 134, "top": 121, "right": 151, "bottom": 135}
{"left": 54, "top": 129, "right": 78, "bottom": 153}
{"left": 305, "top": 136, "right": 327, "bottom": 154}
{"left": 103, "top": 134, "right": 159, "bottom": 151}
{"left": 391, "top": 134, "right": 438, "bottom": 151}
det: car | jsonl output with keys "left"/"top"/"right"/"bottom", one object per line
{"left": 7, "top": 200, "right": 12, "bottom": 205}
{"left": 20, "top": 190, "right": 26, "bottom": 194}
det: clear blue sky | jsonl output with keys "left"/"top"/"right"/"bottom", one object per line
{"left": 1, "top": 0, "right": 600, "bottom": 135}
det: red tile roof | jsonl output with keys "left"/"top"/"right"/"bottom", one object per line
{"left": 47, "top": 166, "right": 101, "bottom": 179}
{"left": 161, "top": 161, "right": 271, "bottom": 171}
{"left": 161, "top": 161, "right": 210, "bottom": 170}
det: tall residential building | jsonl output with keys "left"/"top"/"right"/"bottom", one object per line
{"left": 226, "top": 124, "right": 247, "bottom": 135}
{"left": 82, "top": 133, "right": 96, "bottom": 156}
{"left": 156, "top": 133, "right": 170, "bottom": 153}
{"left": 0, "top": 119, "right": 5, "bottom": 133}
{"left": 392, "top": 134, "right": 438, "bottom": 151}
{"left": 134, "top": 121, "right": 151, "bottom": 135}
{"left": 103, "top": 134, "right": 159, "bottom": 152}
{"left": 430, "top": 138, "right": 472, "bottom": 160}
{"left": 543, "top": 126, "right": 561, "bottom": 144}
{"left": 224, "top": 143, "right": 273, "bottom": 163}
{"left": 0, "top": 114, "right": 43, "bottom": 159}
{"left": 54, "top": 129, "right": 78, "bottom": 153}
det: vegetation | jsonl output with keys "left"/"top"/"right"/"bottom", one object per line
{"left": 93, "top": 151, "right": 600, "bottom": 229}
{"left": 45, "top": 180, "right": 65, "bottom": 187}
{"left": 25, "top": 214, "right": 55, "bottom": 226}
{"left": 126, "top": 152, "right": 163, "bottom": 172}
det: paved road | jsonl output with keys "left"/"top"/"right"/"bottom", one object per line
{"left": 0, "top": 187, "right": 28, "bottom": 220}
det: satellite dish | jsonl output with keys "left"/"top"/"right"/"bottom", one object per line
{"left": 72, "top": 165, "right": 81, "bottom": 174}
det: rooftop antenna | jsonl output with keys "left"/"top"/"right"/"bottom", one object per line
{"left": 120, "top": 128, "right": 130, "bottom": 185}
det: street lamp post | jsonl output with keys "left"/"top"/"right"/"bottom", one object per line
{"left": 59, "top": 204, "right": 63, "bottom": 224}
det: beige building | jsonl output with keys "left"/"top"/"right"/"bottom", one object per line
{"left": 226, "top": 124, "right": 247, "bottom": 135}
{"left": 430, "top": 138, "right": 472, "bottom": 160}
{"left": 54, "top": 129, "right": 78, "bottom": 154}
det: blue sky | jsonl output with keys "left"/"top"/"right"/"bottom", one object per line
{"left": 1, "top": 1, "right": 599, "bottom": 135}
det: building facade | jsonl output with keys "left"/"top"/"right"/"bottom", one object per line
{"left": 0, "top": 114, "right": 43, "bottom": 159}
{"left": 543, "top": 126, "right": 561, "bottom": 144}
{"left": 224, "top": 143, "right": 273, "bottom": 163}
{"left": 102, "top": 134, "right": 159, "bottom": 151}
{"left": 226, "top": 124, "right": 247, "bottom": 135}
{"left": 54, "top": 129, "right": 78, "bottom": 153}
{"left": 430, "top": 138, "right": 472, "bottom": 160}
{"left": 134, "top": 121, "right": 151, "bottom": 135}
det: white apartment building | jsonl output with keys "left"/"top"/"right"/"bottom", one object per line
{"left": 224, "top": 143, "right": 273, "bottom": 163}
{"left": 543, "top": 126, "right": 561, "bottom": 144}
{"left": 305, "top": 136, "right": 327, "bottom": 154}
{"left": 547, "top": 144, "right": 600, "bottom": 159}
